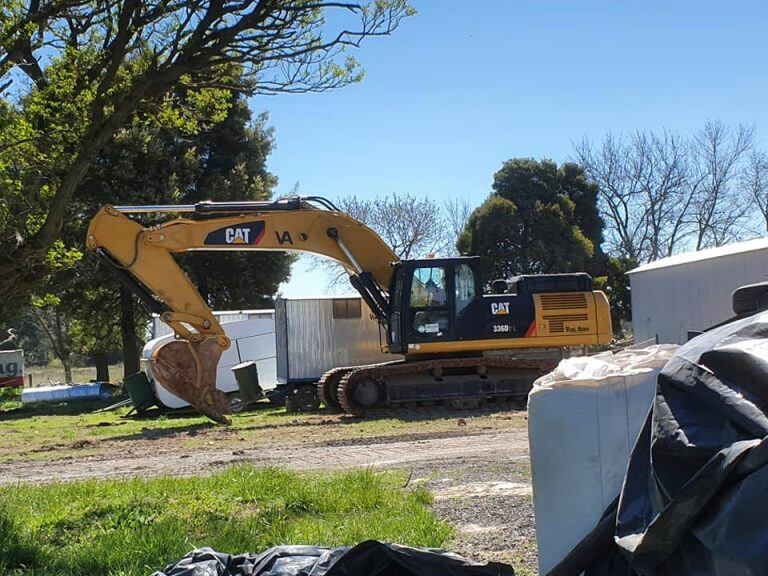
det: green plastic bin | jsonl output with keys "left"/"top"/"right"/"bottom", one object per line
{"left": 231, "top": 361, "right": 263, "bottom": 406}
{"left": 124, "top": 371, "right": 156, "bottom": 411}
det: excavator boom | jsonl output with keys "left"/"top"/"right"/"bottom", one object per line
{"left": 86, "top": 198, "right": 398, "bottom": 422}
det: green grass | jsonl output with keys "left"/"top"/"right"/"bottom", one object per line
{"left": 0, "top": 388, "right": 21, "bottom": 411}
{"left": 0, "top": 465, "right": 452, "bottom": 576}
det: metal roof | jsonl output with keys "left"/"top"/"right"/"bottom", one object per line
{"left": 278, "top": 295, "right": 359, "bottom": 300}
{"left": 151, "top": 309, "right": 274, "bottom": 317}
{"left": 628, "top": 236, "right": 768, "bottom": 275}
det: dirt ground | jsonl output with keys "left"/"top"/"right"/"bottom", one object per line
{"left": 0, "top": 407, "right": 539, "bottom": 575}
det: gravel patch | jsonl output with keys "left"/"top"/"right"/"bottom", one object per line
{"left": 403, "top": 457, "right": 539, "bottom": 575}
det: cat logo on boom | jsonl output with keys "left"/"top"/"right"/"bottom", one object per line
{"left": 204, "top": 222, "right": 265, "bottom": 246}
{"left": 225, "top": 228, "right": 251, "bottom": 244}
{"left": 491, "top": 302, "right": 510, "bottom": 315}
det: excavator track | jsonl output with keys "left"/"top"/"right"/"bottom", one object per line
{"left": 318, "top": 360, "right": 406, "bottom": 413}
{"left": 317, "top": 366, "right": 354, "bottom": 412}
{"left": 336, "top": 356, "right": 556, "bottom": 416}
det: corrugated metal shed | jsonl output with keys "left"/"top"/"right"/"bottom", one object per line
{"left": 629, "top": 237, "right": 768, "bottom": 344}
{"left": 275, "top": 296, "right": 396, "bottom": 384}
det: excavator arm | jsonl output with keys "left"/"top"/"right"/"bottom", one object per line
{"left": 86, "top": 197, "right": 398, "bottom": 423}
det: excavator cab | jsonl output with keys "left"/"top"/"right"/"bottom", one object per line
{"left": 387, "top": 257, "right": 484, "bottom": 354}
{"left": 388, "top": 258, "right": 608, "bottom": 357}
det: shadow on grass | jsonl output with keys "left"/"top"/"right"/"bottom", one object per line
{"left": 108, "top": 421, "right": 217, "bottom": 443}
{"left": 0, "top": 506, "right": 43, "bottom": 572}
{"left": 244, "top": 402, "right": 526, "bottom": 430}
{"left": 0, "top": 399, "right": 119, "bottom": 421}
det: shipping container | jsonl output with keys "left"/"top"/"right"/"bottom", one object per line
{"left": 275, "top": 296, "right": 398, "bottom": 385}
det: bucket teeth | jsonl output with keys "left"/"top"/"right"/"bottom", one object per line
{"left": 150, "top": 338, "right": 231, "bottom": 424}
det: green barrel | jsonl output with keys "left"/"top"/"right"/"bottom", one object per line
{"left": 232, "top": 361, "right": 263, "bottom": 406}
{"left": 124, "top": 371, "right": 156, "bottom": 411}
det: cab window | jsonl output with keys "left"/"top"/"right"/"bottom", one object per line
{"left": 410, "top": 267, "right": 447, "bottom": 308}
{"left": 455, "top": 264, "right": 475, "bottom": 315}
{"left": 410, "top": 266, "right": 449, "bottom": 338}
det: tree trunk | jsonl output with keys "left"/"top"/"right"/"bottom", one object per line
{"left": 62, "top": 354, "right": 73, "bottom": 384}
{"left": 53, "top": 308, "right": 73, "bottom": 383}
{"left": 120, "top": 287, "right": 141, "bottom": 378}
{"left": 93, "top": 352, "right": 110, "bottom": 382}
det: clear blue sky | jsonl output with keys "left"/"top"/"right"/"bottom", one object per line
{"left": 250, "top": 0, "right": 768, "bottom": 297}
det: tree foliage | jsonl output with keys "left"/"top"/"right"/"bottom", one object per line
{"left": 458, "top": 158, "right": 604, "bottom": 280}
{"left": 5, "top": 88, "right": 292, "bottom": 378}
{"left": 593, "top": 255, "right": 637, "bottom": 334}
{"left": 175, "top": 99, "right": 292, "bottom": 309}
{"left": 75, "top": 94, "right": 290, "bottom": 373}
{"left": 0, "top": 0, "right": 413, "bottom": 312}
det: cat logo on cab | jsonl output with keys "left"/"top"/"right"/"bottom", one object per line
{"left": 490, "top": 302, "right": 510, "bottom": 315}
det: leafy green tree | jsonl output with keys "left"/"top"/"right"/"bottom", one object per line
{"left": 25, "top": 241, "right": 84, "bottom": 382}
{"left": 178, "top": 99, "right": 292, "bottom": 309}
{"left": 0, "top": 0, "right": 412, "bottom": 317}
{"left": 67, "top": 94, "right": 291, "bottom": 378}
{"left": 457, "top": 196, "right": 520, "bottom": 280}
{"left": 67, "top": 287, "right": 123, "bottom": 382}
{"left": 458, "top": 158, "right": 605, "bottom": 280}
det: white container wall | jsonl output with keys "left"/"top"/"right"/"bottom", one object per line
{"left": 149, "top": 309, "right": 275, "bottom": 340}
{"left": 629, "top": 237, "right": 768, "bottom": 344}
{"left": 142, "top": 317, "right": 277, "bottom": 409}
{"left": 528, "top": 345, "right": 677, "bottom": 575}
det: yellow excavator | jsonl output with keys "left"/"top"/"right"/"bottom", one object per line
{"left": 87, "top": 197, "right": 612, "bottom": 423}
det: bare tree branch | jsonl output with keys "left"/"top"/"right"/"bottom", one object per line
{"left": 313, "top": 192, "right": 454, "bottom": 288}
{"left": 574, "top": 121, "right": 761, "bottom": 263}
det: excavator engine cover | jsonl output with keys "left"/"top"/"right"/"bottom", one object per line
{"left": 150, "top": 338, "right": 231, "bottom": 424}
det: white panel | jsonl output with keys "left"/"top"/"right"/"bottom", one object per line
{"left": 631, "top": 246, "right": 768, "bottom": 344}
{"left": 142, "top": 317, "right": 277, "bottom": 409}
{"left": 150, "top": 310, "right": 275, "bottom": 339}
{"left": 529, "top": 370, "right": 660, "bottom": 574}
{"left": 279, "top": 297, "right": 396, "bottom": 382}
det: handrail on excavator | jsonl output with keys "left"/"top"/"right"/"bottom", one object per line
{"left": 112, "top": 196, "right": 340, "bottom": 214}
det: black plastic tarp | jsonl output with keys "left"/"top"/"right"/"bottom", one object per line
{"left": 549, "top": 311, "right": 768, "bottom": 576}
{"left": 152, "top": 540, "right": 515, "bottom": 576}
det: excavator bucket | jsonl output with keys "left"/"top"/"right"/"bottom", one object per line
{"left": 150, "top": 338, "right": 232, "bottom": 424}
